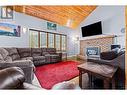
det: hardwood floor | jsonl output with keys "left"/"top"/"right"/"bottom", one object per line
{"left": 66, "top": 56, "right": 86, "bottom": 64}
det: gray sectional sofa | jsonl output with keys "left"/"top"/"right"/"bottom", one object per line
{"left": 0, "top": 47, "right": 62, "bottom": 83}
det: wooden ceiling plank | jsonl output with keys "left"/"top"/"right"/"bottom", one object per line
{"left": 14, "top": 5, "right": 97, "bottom": 28}
{"left": 25, "top": 7, "right": 66, "bottom": 26}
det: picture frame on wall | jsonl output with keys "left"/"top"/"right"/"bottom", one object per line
{"left": 0, "top": 22, "right": 21, "bottom": 37}
{"left": 47, "top": 22, "right": 57, "bottom": 30}
{"left": 1, "top": 6, "right": 13, "bottom": 19}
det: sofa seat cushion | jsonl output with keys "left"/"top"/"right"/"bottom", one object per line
{"left": 31, "top": 48, "right": 42, "bottom": 56}
{"left": 21, "top": 57, "right": 33, "bottom": 61}
{"left": 33, "top": 56, "right": 46, "bottom": 66}
{"left": 49, "top": 54, "right": 60, "bottom": 63}
{"left": 17, "top": 48, "right": 31, "bottom": 58}
{"left": 45, "top": 55, "right": 51, "bottom": 63}
{"left": 50, "top": 54, "right": 59, "bottom": 58}
{"left": 42, "top": 52, "right": 49, "bottom": 56}
{"left": 33, "top": 56, "right": 45, "bottom": 61}
{"left": 5, "top": 48, "right": 20, "bottom": 61}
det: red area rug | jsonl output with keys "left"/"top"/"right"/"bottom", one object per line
{"left": 35, "top": 61, "right": 79, "bottom": 89}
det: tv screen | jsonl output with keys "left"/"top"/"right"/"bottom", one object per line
{"left": 81, "top": 21, "right": 102, "bottom": 37}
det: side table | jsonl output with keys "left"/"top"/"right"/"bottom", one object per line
{"left": 78, "top": 62, "right": 118, "bottom": 89}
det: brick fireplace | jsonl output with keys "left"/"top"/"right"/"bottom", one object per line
{"left": 78, "top": 35, "right": 115, "bottom": 60}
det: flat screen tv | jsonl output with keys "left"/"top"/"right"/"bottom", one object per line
{"left": 81, "top": 21, "right": 102, "bottom": 37}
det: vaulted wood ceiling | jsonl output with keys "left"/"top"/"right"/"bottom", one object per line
{"left": 14, "top": 6, "right": 97, "bottom": 28}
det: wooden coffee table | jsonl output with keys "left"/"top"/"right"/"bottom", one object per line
{"left": 77, "top": 62, "right": 118, "bottom": 89}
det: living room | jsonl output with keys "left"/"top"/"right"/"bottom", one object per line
{"left": 0, "top": 5, "right": 126, "bottom": 90}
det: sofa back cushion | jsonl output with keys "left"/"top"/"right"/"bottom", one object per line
{"left": 41, "top": 48, "right": 47, "bottom": 55}
{"left": 17, "top": 48, "right": 31, "bottom": 58}
{"left": 5, "top": 48, "right": 20, "bottom": 61}
{"left": 0, "top": 48, "right": 12, "bottom": 62}
{"left": 31, "top": 48, "right": 42, "bottom": 56}
{"left": 46, "top": 48, "right": 56, "bottom": 54}
{"left": 0, "top": 54, "right": 4, "bottom": 62}
{"left": 42, "top": 52, "right": 49, "bottom": 55}
{"left": 4, "top": 56, "right": 12, "bottom": 62}
{"left": 0, "top": 48, "right": 9, "bottom": 59}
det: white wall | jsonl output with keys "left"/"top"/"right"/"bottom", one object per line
{"left": 0, "top": 11, "right": 78, "bottom": 56}
{"left": 79, "top": 6, "right": 125, "bottom": 48}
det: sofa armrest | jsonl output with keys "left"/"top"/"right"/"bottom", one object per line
{"left": 87, "top": 58, "right": 116, "bottom": 66}
{"left": 0, "top": 60, "right": 35, "bottom": 83}
{"left": 0, "top": 60, "right": 34, "bottom": 68}
{"left": 87, "top": 58, "right": 111, "bottom": 63}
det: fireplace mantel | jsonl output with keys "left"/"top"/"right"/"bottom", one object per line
{"left": 80, "top": 35, "right": 115, "bottom": 41}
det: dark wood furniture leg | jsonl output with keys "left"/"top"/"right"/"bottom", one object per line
{"left": 104, "top": 79, "right": 110, "bottom": 89}
{"left": 79, "top": 70, "right": 82, "bottom": 89}
{"left": 88, "top": 74, "right": 93, "bottom": 89}
{"left": 112, "top": 78, "right": 116, "bottom": 89}
{"left": 78, "top": 62, "right": 118, "bottom": 89}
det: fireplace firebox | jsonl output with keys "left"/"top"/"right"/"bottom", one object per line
{"left": 86, "top": 46, "right": 101, "bottom": 59}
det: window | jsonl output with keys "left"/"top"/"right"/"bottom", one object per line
{"left": 61, "top": 35, "right": 66, "bottom": 51}
{"left": 48, "top": 33, "right": 54, "bottom": 48}
{"left": 29, "top": 30, "right": 39, "bottom": 48}
{"left": 29, "top": 29, "right": 67, "bottom": 51}
{"left": 40, "top": 32, "right": 47, "bottom": 48}
{"left": 55, "top": 34, "right": 61, "bottom": 51}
